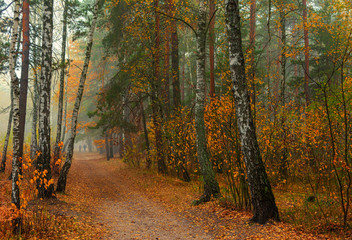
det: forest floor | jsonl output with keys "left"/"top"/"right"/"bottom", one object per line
{"left": 50, "top": 152, "right": 333, "bottom": 240}
{"left": 0, "top": 152, "right": 341, "bottom": 239}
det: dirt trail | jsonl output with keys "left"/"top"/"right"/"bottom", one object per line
{"left": 62, "top": 153, "right": 330, "bottom": 240}
{"left": 66, "top": 153, "right": 212, "bottom": 240}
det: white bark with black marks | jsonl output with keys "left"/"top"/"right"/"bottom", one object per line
{"left": 193, "top": 0, "right": 220, "bottom": 205}
{"left": 9, "top": 0, "right": 21, "bottom": 231}
{"left": 225, "top": 0, "right": 279, "bottom": 224}
{"left": 56, "top": 1, "right": 99, "bottom": 192}
{"left": 37, "top": 0, "right": 55, "bottom": 198}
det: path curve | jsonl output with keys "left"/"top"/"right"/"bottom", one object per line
{"left": 67, "top": 153, "right": 212, "bottom": 240}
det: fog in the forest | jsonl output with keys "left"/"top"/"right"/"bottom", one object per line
{"left": 0, "top": 76, "right": 11, "bottom": 136}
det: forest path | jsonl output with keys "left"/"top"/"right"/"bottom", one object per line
{"left": 65, "top": 152, "right": 212, "bottom": 240}
{"left": 62, "top": 153, "right": 327, "bottom": 240}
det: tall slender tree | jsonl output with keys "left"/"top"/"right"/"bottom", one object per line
{"left": 9, "top": 0, "right": 22, "bottom": 232}
{"left": 30, "top": 7, "right": 41, "bottom": 160}
{"left": 152, "top": 0, "right": 167, "bottom": 174}
{"left": 192, "top": 0, "right": 220, "bottom": 204}
{"left": 225, "top": 0, "right": 279, "bottom": 224}
{"left": 18, "top": 0, "right": 30, "bottom": 167}
{"left": 168, "top": 0, "right": 181, "bottom": 109}
{"left": 249, "top": 0, "right": 256, "bottom": 119}
{"left": 36, "top": 0, "right": 55, "bottom": 198}
{"left": 303, "top": 0, "right": 310, "bottom": 104}
{"left": 56, "top": 0, "right": 100, "bottom": 192}
{"left": 209, "top": 0, "right": 215, "bottom": 98}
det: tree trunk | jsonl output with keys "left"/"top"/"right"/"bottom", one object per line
{"left": 30, "top": 74, "right": 39, "bottom": 160}
{"left": 9, "top": 0, "right": 21, "bottom": 232}
{"left": 249, "top": 0, "right": 256, "bottom": 122}
{"left": 109, "top": 133, "right": 114, "bottom": 158}
{"left": 164, "top": 24, "right": 170, "bottom": 116}
{"left": 30, "top": 11, "right": 41, "bottom": 160}
{"left": 141, "top": 100, "right": 151, "bottom": 168}
{"left": 118, "top": 132, "right": 124, "bottom": 157}
{"left": 303, "top": 0, "right": 310, "bottom": 105}
{"left": 209, "top": 0, "right": 215, "bottom": 97}
{"left": 105, "top": 132, "right": 110, "bottom": 160}
{"left": 279, "top": 0, "right": 288, "bottom": 179}
{"left": 18, "top": 0, "right": 30, "bottom": 168}
{"left": 192, "top": 0, "right": 220, "bottom": 205}
{"left": 225, "top": 0, "right": 279, "bottom": 224}
{"left": 168, "top": 0, "right": 181, "bottom": 110}
{"left": 152, "top": 0, "right": 167, "bottom": 174}
{"left": 53, "top": 0, "right": 68, "bottom": 165}
{"left": 56, "top": 1, "right": 99, "bottom": 193}
{"left": 37, "top": 0, "right": 55, "bottom": 199}
{"left": 61, "top": 72, "right": 68, "bottom": 144}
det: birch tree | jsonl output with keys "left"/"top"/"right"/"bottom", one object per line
{"left": 9, "top": 0, "right": 22, "bottom": 232}
{"left": 192, "top": 0, "right": 220, "bottom": 204}
{"left": 225, "top": 0, "right": 279, "bottom": 224}
{"left": 56, "top": 0, "right": 100, "bottom": 192}
{"left": 36, "top": 0, "right": 55, "bottom": 198}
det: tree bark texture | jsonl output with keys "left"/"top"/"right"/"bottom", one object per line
{"left": 193, "top": 0, "right": 220, "bottom": 204}
{"left": 152, "top": 0, "right": 167, "bottom": 174}
{"left": 225, "top": 0, "right": 279, "bottom": 224}
{"left": 56, "top": 1, "right": 99, "bottom": 192}
{"left": 9, "top": 0, "right": 21, "bottom": 231}
{"left": 30, "top": 76, "right": 39, "bottom": 160}
{"left": 37, "top": 0, "right": 55, "bottom": 198}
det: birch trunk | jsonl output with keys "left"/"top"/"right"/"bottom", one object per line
{"left": 30, "top": 74, "right": 39, "bottom": 160}
{"left": 36, "top": 0, "right": 55, "bottom": 199}
{"left": 54, "top": 0, "right": 68, "bottom": 163}
{"left": 10, "top": 0, "right": 21, "bottom": 232}
{"left": 56, "top": 1, "right": 99, "bottom": 192}
{"left": 193, "top": 0, "right": 220, "bottom": 204}
{"left": 225, "top": 0, "right": 279, "bottom": 224}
